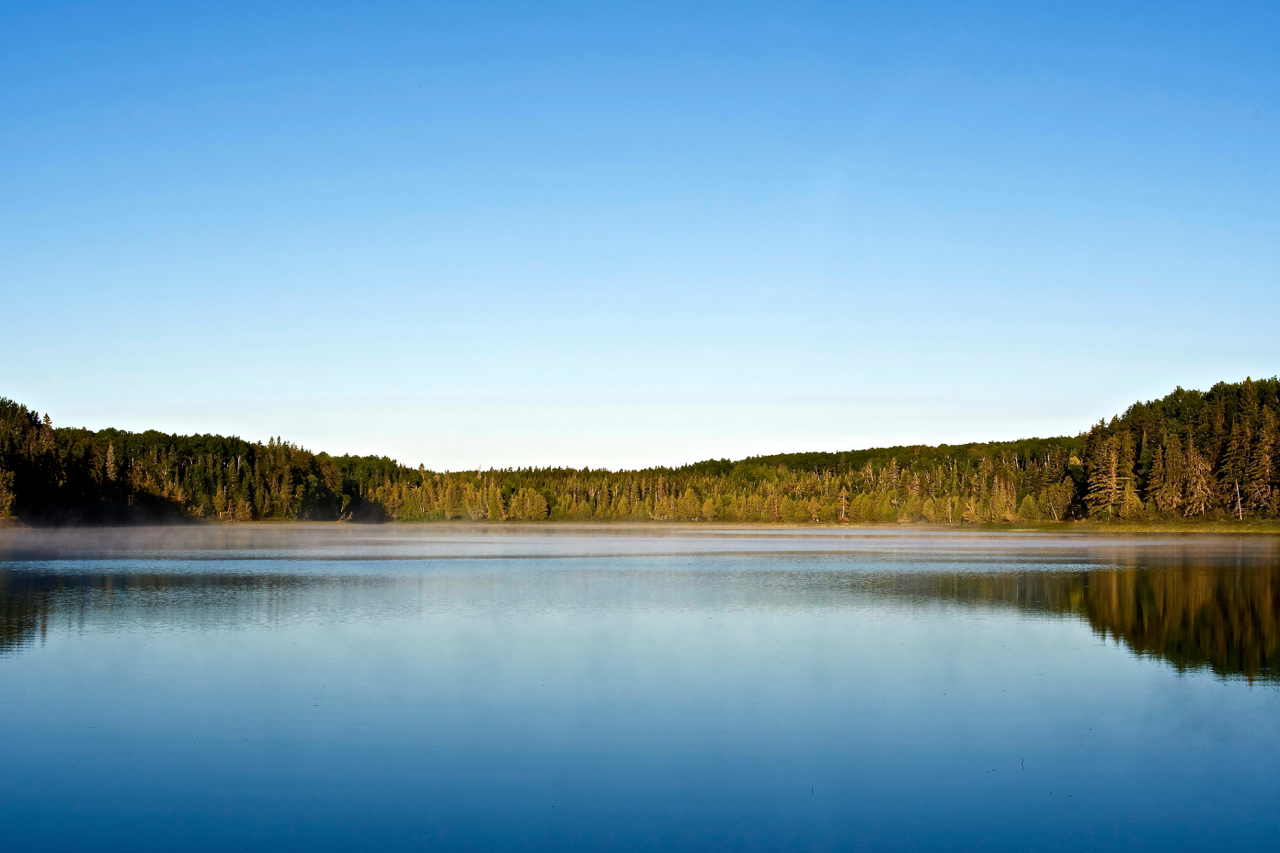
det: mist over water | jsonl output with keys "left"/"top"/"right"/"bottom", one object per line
{"left": 2, "top": 526, "right": 1278, "bottom": 851}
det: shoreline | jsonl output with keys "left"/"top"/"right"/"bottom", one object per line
{"left": 5, "top": 517, "right": 1280, "bottom": 535}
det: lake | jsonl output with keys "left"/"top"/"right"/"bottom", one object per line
{"left": 2, "top": 525, "right": 1278, "bottom": 851}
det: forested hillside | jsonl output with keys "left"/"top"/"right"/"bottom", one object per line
{"left": 1, "top": 378, "right": 1277, "bottom": 525}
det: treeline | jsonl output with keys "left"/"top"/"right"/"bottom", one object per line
{"left": 1, "top": 377, "right": 1278, "bottom": 525}
{"left": 1081, "top": 378, "right": 1280, "bottom": 521}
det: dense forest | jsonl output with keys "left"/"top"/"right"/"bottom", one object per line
{"left": 1, "top": 377, "right": 1278, "bottom": 526}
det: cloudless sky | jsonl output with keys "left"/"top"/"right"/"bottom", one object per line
{"left": 3, "top": 1, "right": 1278, "bottom": 469}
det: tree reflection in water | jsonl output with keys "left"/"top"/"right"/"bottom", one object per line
{"left": 866, "top": 565, "right": 1279, "bottom": 682}
{"left": 3, "top": 558, "right": 1278, "bottom": 682}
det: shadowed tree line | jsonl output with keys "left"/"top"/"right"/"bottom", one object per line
{"left": 2, "top": 377, "right": 1279, "bottom": 526}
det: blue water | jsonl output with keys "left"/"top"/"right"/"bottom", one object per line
{"left": 2, "top": 526, "right": 1278, "bottom": 851}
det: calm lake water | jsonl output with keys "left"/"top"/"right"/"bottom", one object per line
{"left": 2, "top": 526, "right": 1278, "bottom": 852}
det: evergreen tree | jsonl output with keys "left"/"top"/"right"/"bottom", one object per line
{"left": 1086, "top": 435, "right": 1122, "bottom": 518}
{"left": 0, "top": 466, "right": 14, "bottom": 518}
{"left": 1041, "top": 477, "right": 1074, "bottom": 521}
{"left": 1118, "top": 480, "right": 1143, "bottom": 519}
{"left": 1245, "top": 412, "right": 1275, "bottom": 514}
{"left": 1219, "top": 420, "right": 1251, "bottom": 506}
{"left": 1147, "top": 445, "right": 1166, "bottom": 506}
{"left": 1182, "top": 437, "right": 1215, "bottom": 517}
{"left": 487, "top": 486, "right": 506, "bottom": 521}
{"left": 1153, "top": 435, "right": 1185, "bottom": 514}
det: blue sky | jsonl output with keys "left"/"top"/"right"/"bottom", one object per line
{"left": 3, "top": 1, "right": 1278, "bottom": 469}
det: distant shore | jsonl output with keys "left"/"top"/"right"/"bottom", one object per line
{"left": 5, "top": 517, "right": 1280, "bottom": 535}
{"left": 4, "top": 377, "right": 1279, "bottom": 528}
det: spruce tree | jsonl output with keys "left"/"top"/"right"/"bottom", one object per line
{"left": 807, "top": 497, "right": 821, "bottom": 523}
{"left": 1042, "top": 477, "right": 1074, "bottom": 521}
{"left": 1219, "top": 420, "right": 1250, "bottom": 505}
{"left": 487, "top": 487, "right": 505, "bottom": 521}
{"left": 1245, "top": 411, "right": 1275, "bottom": 513}
{"left": 1086, "top": 435, "right": 1121, "bottom": 518}
{"left": 0, "top": 466, "right": 14, "bottom": 518}
{"left": 1147, "top": 446, "right": 1166, "bottom": 508}
{"left": 1153, "top": 435, "right": 1185, "bottom": 514}
{"left": 1182, "top": 437, "right": 1215, "bottom": 517}
{"left": 1118, "top": 480, "right": 1143, "bottom": 519}
{"left": 1241, "top": 376, "right": 1260, "bottom": 425}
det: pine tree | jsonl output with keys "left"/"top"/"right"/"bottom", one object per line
{"left": 1203, "top": 397, "right": 1228, "bottom": 462}
{"left": 1146, "top": 445, "right": 1166, "bottom": 506}
{"left": 779, "top": 495, "right": 797, "bottom": 523}
{"left": 677, "top": 488, "right": 700, "bottom": 521}
{"left": 1118, "top": 480, "right": 1143, "bottom": 519}
{"left": 594, "top": 488, "right": 614, "bottom": 520}
{"left": 1041, "top": 477, "right": 1074, "bottom": 521}
{"left": 529, "top": 490, "right": 549, "bottom": 520}
{"left": 487, "top": 487, "right": 506, "bottom": 521}
{"left": 992, "top": 477, "right": 1017, "bottom": 522}
{"left": 1153, "top": 435, "right": 1185, "bottom": 514}
{"left": 1245, "top": 411, "right": 1275, "bottom": 513}
{"left": 921, "top": 497, "right": 938, "bottom": 522}
{"left": 1241, "top": 376, "right": 1260, "bottom": 426}
{"left": 1118, "top": 431, "right": 1136, "bottom": 483}
{"left": 1219, "top": 419, "right": 1250, "bottom": 505}
{"left": 1135, "top": 430, "right": 1153, "bottom": 493}
{"left": 1086, "top": 435, "right": 1121, "bottom": 518}
{"left": 1182, "top": 437, "right": 1214, "bottom": 517}
{"left": 0, "top": 466, "right": 14, "bottom": 518}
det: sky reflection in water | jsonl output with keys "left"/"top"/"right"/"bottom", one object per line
{"left": 2, "top": 527, "right": 1278, "bottom": 852}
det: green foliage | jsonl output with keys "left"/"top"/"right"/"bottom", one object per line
{"left": 2, "top": 377, "right": 1278, "bottom": 526}
{"left": 1083, "top": 377, "right": 1280, "bottom": 521}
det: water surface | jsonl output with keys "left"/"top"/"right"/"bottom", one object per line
{"left": 2, "top": 526, "right": 1278, "bottom": 851}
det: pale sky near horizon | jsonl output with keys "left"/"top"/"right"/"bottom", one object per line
{"left": 4, "top": 2, "right": 1278, "bottom": 470}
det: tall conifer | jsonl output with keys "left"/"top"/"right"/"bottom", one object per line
{"left": 1086, "top": 435, "right": 1121, "bottom": 518}
{"left": 1182, "top": 437, "right": 1214, "bottom": 517}
{"left": 1153, "top": 435, "right": 1185, "bottom": 514}
{"left": 1245, "top": 411, "right": 1275, "bottom": 513}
